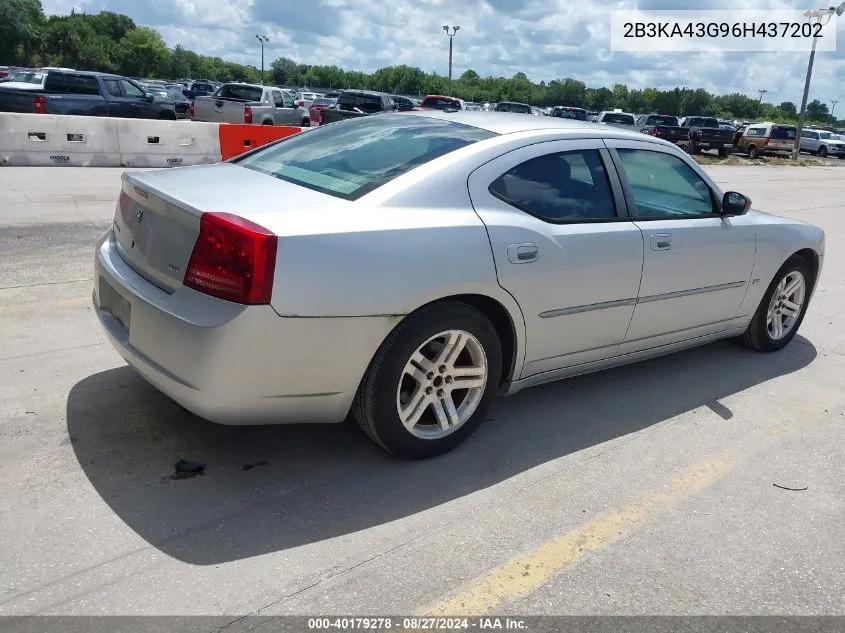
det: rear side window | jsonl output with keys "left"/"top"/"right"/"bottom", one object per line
{"left": 338, "top": 92, "right": 384, "bottom": 113}
{"left": 44, "top": 73, "right": 100, "bottom": 95}
{"left": 771, "top": 126, "right": 796, "bottom": 140}
{"left": 489, "top": 150, "right": 617, "bottom": 222}
{"left": 216, "top": 85, "right": 263, "bottom": 101}
{"left": 235, "top": 114, "right": 495, "bottom": 200}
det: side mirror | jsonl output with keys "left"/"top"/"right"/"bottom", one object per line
{"left": 721, "top": 191, "right": 751, "bottom": 215}
{"left": 144, "top": 93, "right": 155, "bottom": 102}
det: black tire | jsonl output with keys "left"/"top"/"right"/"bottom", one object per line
{"left": 838, "top": 154, "right": 845, "bottom": 160}
{"left": 159, "top": 111, "right": 177, "bottom": 120}
{"left": 738, "top": 255, "right": 813, "bottom": 352}
{"left": 301, "top": 118, "right": 310, "bottom": 127}
{"left": 718, "top": 147, "right": 729, "bottom": 157}
{"left": 262, "top": 120, "right": 273, "bottom": 125}
{"left": 352, "top": 301, "right": 502, "bottom": 460}
{"left": 818, "top": 146, "right": 828, "bottom": 158}
{"left": 748, "top": 145, "right": 759, "bottom": 159}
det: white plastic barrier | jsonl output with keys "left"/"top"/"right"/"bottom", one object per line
{"left": 0, "top": 113, "right": 121, "bottom": 167}
{"left": 114, "top": 118, "right": 222, "bottom": 168}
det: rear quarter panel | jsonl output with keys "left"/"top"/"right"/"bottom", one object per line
{"left": 736, "top": 210, "right": 825, "bottom": 317}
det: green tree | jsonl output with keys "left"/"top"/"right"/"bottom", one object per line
{"left": 0, "top": 0, "right": 44, "bottom": 65}
{"left": 117, "top": 27, "right": 168, "bottom": 77}
{"left": 806, "top": 99, "right": 828, "bottom": 120}
{"left": 779, "top": 101, "right": 797, "bottom": 116}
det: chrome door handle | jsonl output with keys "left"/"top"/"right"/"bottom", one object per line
{"left": 507, "top": 243, "right": 539, "bottom": 264}
{"left": 650, "top": 234, "right": 671, "bottom": 251}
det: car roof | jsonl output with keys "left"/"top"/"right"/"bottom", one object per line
{"left": 400, "top": 109, "right": 650, "bottom": 139}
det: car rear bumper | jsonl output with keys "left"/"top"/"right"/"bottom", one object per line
{"left": 93, "top": 230, "right": 394, "bottom": 425}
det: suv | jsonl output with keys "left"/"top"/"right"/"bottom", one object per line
{"left": 736, "top": 122, "right": 797, "bottom": 158}
{"left": 799, "top": 128, "right": 845, "bottom": 159}
{"left": 419, "top": 95, "right": 464, "bottom": 111}
{"left": 550, "top": 106, "right": 587, "bottom": 120}
{"left": 495, "top": 101, "right": 532, "bottom": 114}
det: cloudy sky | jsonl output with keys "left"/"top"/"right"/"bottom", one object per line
{"left": 41, "top": 0, "right": 845, "bottom": 103}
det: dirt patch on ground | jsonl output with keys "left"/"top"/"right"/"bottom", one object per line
{"left": 693, "top": 154, "right": 833, "bottom": 167}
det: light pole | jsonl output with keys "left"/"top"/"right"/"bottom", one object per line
{"left": 831, "top": 99, "right": 839, "bottom": 122}
{"left": 256, "top": 34, "right": 270, "bottom": 85}
{"left": 791, "top": 3, "right": 845, "bottom": 159}
{"left": 755, "top": 89, "right": 767, "bottom": 120}
{"left": 442, "top": 25, "right": 460, "bottom": 96}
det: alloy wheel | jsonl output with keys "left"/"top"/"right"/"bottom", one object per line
{"left": 396, "top": 330, "right": 488, "bottom": 439}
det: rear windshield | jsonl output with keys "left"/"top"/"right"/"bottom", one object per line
{"left": 338, "top": 92, "right": 384, "bottom": 113}
{"left": 421, "top": 97, "right": 461, "bottom": 110}
{"left": 647, "top": 115, "right": 679, "bottom": 126}
{"left": 687, "top": 117, "right": 719, "bottom": 128}
{"left": 602, "top": 113, "right": 635, "bottom": 125}
{"left": 216, "top": 84, "right": 263, "bottom": 101}
{"left": 234, "top": 114, "right": 495, "bottom": 201}
{"left": 497, "top": 103, "right": 531, "bottom": 113}
{"left": 311, "top": 98, "right": 335, "bottom": 106}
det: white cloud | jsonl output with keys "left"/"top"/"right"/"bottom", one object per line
{"left": 39, "top": 0, "right": 845, "bottom": 103}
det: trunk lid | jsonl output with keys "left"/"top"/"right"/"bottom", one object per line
{"left": 192, "top": 96, "right": 251, "bottom": 123}
{"left": 113, "top": 163, "right": 338, "bottom": 293}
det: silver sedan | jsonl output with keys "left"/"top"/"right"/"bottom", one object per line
{"left": 92, "top": 111, "right": 825, "bottom": 459}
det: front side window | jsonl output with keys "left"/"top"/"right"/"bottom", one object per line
{"left": 121, "top": 80, "right": 145, "bottom": 98}
{"left": 235, "top": 114, "right": 495, "bottom": 200}
{"left": 489, "top": 149, "right": 617, "bottom": 222}
{"left": 746, "top": 127, "right": 766, "bottom": 137}
{"left": 103, "top": 79, "right": 121, "bottom": 97}
{"left": 616, "top": 149, "right": 715, "bottom": 218}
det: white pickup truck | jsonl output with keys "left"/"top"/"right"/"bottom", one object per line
{"left": 190, "top": 83, "right": 310, "bottom": 127}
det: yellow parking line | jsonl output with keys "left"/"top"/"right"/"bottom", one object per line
{"left": 422, "top": 457, "right": 734, "bottom": 616}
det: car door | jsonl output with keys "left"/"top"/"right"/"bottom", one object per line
{"left": 116, "top": 79, "right": 150, "bottom": 118}
{"left": 604, "top": 139, "right": 756, "bottom": 353}
{"left": 273, "top": 90, "right": 298, "bottom": 125}
{"left": 467, "top": 139, "right": 644, "bottom": 378}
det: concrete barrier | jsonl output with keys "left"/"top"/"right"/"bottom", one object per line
{"left": 0, "top": 113, "right": 121, "bottom": 167}
{"left": 0, "top": 113, "right": 307, "bottom": 167}
{"left": 115, "top": 118, "right": 222, "bottom": 168}
{"left": 218, "top": 124, "right": 305, "bottom": 161}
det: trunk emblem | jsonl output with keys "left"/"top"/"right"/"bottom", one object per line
{"left": 135, "top": 208, "right": 144, "bottom": 224}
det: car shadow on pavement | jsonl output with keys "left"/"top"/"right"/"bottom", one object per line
{"left": 66, "top": 337, "right": 816, "bottom": 565}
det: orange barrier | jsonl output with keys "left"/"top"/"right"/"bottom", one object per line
{"left": 218, "top": 124, "right": 303, "bottom": 160}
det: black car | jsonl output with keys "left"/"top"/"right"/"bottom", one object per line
{"left": 390, "top": 95, "right": 417, "bottom": 111}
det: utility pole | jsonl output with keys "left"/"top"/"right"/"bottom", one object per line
{"left": 792, "top": 4, "right": 845, "bottom": 159}
{"left": 831, "top": 99, "right": 839, "bottom": 122}
{"left": 442, "top": 25, "right": 460, "bottom": 96}
{"left": 256, "top": 34, "right": 270, "bottom": 85}
{"left": 755, "top": 89, "right": 767, "bottom": 120}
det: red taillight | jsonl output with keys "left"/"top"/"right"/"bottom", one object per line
{"left": 244, "top": 104, "right": 253, "bottom": 124}
{"left": 184, "top": 212, "right": 277, "bottom": 305}
{"left": 188, "top": 99, "right": 195, "bottom": 119}
{"left": 649, "top": 127, "right": 657, "bottom": 136}
{"left": 34, "top": 95, "right": 47, "bottom": 114}
{"left": 296, "top": 100, "right": 305, "bottom": 108}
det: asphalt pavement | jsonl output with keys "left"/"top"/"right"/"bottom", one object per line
{"left": 0, "top": 165, "right": 843, "bottom": 619}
